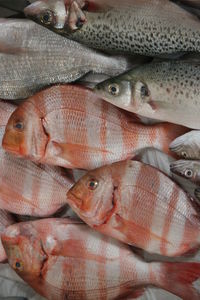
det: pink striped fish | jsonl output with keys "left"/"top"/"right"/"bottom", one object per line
{"left": 2, "top": 85, "right": 188, "bottom": 170}
{"left": 0, "top": 209, "right": 15, "bottom": 262}
{"left": 0, "top": 100, "right": 74, "bottom": 216}
{"left": 67, "top": 160, "right": 200, "bottom": 257}
{"left": 2, "top": 218, "right": 200, "bottom": 300}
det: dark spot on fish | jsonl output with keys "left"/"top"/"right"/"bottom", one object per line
{"left": 166, "top": 88, "right": 170, "bottom": 93}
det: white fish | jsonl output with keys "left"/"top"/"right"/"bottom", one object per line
{"left": 0, "top": 19, "right": 133, "bottom": 100}
{"left": 170, "top": 130, "right": 200, "bottom": 159}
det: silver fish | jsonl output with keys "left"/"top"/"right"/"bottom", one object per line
{"left": 170, "top": 130, "right": 200, "bottom": 159}
{"left": 170, "top": 159, "right": 200, "bottom": 183}
{"left": 135, "top": 147, "right": 200, "bottom": 202}
{"left": 94, "top": 60, "right": 200, "bottom": 129}
{"left": 25, "top": 0, "right": 200, "bottom": 56}
{"left": 170, "top": 158, "right": 200, "bottom": 202}
{"left": 0, "top": 19, "right": 133, "bottom": 100}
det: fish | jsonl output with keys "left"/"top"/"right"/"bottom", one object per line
{"left": 135, "top": 147, "right": 200, "bottom": 203}
{"left": 170, "top": 160, "right": 200, "bottom": 184}
{"left": 0, "top": 209, "right": 15, "bottom": 262}
{"left": 25, "top": 0, "right": 200, "bottom": 56}
{"left": 170, "top": 158, "right": 200, "bottom": 202}
{"left": 170, "top": 130, "right": 200, "bottom": 159}
{"left": 2, "top": 84, "right": 188, "bottom": 170}
{"left": 0, "top": 19, "right": 134, "bottom": 100}
{"left": 67, "top": 159, "right": 200, "bottom": 257}
{"left": 94, "top": 60, "right": 200, "bottom": 129}
{"left": 0, "top": 100, "right": 74, "bottom": 216}
{"left": 2, "top": 218, "right": 200, "bottom": 300}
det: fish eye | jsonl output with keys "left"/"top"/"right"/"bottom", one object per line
{"left": 14, "top": 120, "right": 24, "bottom": 131}
{"left": 181, "top": 151, "right": 188, "bottom": 158}
{"left": 140, "top": 84, "right": 149, "bottom": 98}
{"left": 14, "top": 260, "right": 23, "bottom": 271}
{"left": 15, "top": 261, "right": 21, "bottom": 268}
{"left": 184, "top": 169, "right": 193, "bottom": 178}
{"left": 40, "top": 10, "right": 54, "bottom": 25}
{"left": 88, "top": 178, "right": 99, "bottom": 190}
{"left": 108, "top": 83, "right": 120, "bottom": 96}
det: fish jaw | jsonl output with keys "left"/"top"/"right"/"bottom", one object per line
{"left": 2, "top": 128, "right": 26, "bottom": 157}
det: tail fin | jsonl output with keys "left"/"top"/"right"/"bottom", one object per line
{"left": 157, "top": 262, "right": 200, "bottom": 300}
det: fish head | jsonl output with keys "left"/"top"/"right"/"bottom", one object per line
{"left": 170, "top": 131, "right": 200, "bottom": 159}
{"left": 2, "top": 222, "right": 47, "bottom": 280}
{"left": 24, "top": 0, "right": 68, "bottom": 31}
{"left": 170, "top": 160, "right": 199, "bottom": 181}
{"left": 95, "top": 78, "right": 133, "bottom": 109}
{"left": 95, "top": 77, "right": 152, "bottom": 113}
{"left": 2, "top": 101, "right": 48, "bottom": 161}
{"left": 67, "top": 166, "right": 116, "bottom": 226}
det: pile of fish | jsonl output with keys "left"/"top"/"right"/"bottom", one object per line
{"left": 0, "top": 0, "right": 200, "bottom": 299}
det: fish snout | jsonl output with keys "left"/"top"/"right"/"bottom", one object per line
{"left": 2, "top": 129, "right": 23, "bottom": 155}
{"left": 67, "top": 185, "right": 84, "bottom": 209}
{"left": 170, "top": 160, "right": 194, "bottom": 178}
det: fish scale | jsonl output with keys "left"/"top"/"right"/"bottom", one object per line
{"left": 67, "top": 160, "right": 200, "bottom": 257}
{"left": 2, "top": 219, "right": 200, "bottom": 299}
{"left": 0, "top": 100, "right": 74, "bottom": 216}
{"left": 95, "top": 61, "right": 200, "bottom": 129}
{"left": 2, "top": 85, "right": 188, "bottom": 170}
{"left": 25, "top": 0, "right": 200, "bottom": 56}
{"left": 0, "top": 19, "right": 134, "bottom": 100}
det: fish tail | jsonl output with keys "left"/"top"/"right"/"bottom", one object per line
{"left": 156, "top": 261, "right": 200, "bottom": 300}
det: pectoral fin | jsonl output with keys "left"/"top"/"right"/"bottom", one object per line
{"left": 48, "top": 141, "right": 113, "bottom": 169}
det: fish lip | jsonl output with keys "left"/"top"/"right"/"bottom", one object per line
{"left": 67, "top": 191, "right": 98, "bottom": 221}
{"left": 67, "top": 191, "right": 83, "bottom": 210}
{"left": 2, "top": 141, "right": 20, "bottom": 156}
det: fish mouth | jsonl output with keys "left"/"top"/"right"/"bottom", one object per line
{"left": 2, "top": 141, "right": 21, "bottom": 156}
{"left": 67, "top": 191, "right": 99, "bottom": 221}
{"left": 67, "top": 191, "right": 83, "bottom": 211}
{"left": 39, "top": 239, "right": 48, "bottom": 277}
